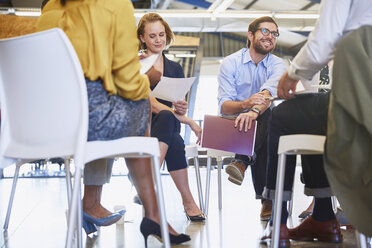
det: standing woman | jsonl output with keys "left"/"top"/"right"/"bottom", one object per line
{"left": 37, "top": 0, "right": 190, "bottom": 245}
{"left": 137, "top": 13, "right": 205, "bottom": 221}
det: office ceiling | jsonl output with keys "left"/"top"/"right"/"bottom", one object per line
{"left": 1, "top": 0, "right": 321, "bottom": 52}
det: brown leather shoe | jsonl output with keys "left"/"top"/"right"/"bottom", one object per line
{"left": 225, "top": 160, "right": 247, "bottom": 185}
{"left": 260, "top": 200, "right": 272, "bottom": 221}
{"left": 288, "top": 216, "right": 343, "bottom": 243}
{"left": 260, "top": 223, "right": 290, "bottom": 248}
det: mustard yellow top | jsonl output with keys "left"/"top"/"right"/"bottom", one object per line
{"left": 37, "top": 0, "right": 149, "bottom": 100}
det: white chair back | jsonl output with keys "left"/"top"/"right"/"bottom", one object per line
{"left": 0, "top": 28, "right": 88, "bottom": 163}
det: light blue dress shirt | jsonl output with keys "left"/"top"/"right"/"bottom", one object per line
{"left": 217, "top": 48, "right": 286, "bottom": 113}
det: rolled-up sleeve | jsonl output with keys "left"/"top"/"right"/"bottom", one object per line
{"left": 288, "top": 0, "right": 350, "bottom": 81}
{"left": 217, "top": 57, "right": 237, "bottom": 113}
{"left": 260, "top": 57, "right": 287, "bottom": 96}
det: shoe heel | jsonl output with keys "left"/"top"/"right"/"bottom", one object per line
{"left": 140, "top": 217, "right": 191, "bottom": 246}
{"left": 141, "top": 231, "right": 149, "bottom": 248}
{"left": 83, "top": 220, "right": 97, "bottom": 235}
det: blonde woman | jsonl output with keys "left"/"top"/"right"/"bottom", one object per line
{"left": 137, "top": 13, "right": 205, "bottom": 221}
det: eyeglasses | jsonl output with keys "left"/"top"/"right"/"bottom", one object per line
{"left": 259, "top": 28, "right": 279, "bottom": 39}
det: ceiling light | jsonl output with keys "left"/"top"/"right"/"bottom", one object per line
{"left": 274, "top": 13, "right": 320, "bottom": 19}
{"left": 175, "top": 54, "right": 196, "bottom": 58}
{"left": 15, "top": 10, "right": 41, "bottom": 17}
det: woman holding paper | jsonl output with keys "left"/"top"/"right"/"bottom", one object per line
{"left": 137, "top": 13, "right": 205, "bottom": 221}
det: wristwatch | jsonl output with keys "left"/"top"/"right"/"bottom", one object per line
{"left": 250, "top": 107, "right": 261, "bottom": 115}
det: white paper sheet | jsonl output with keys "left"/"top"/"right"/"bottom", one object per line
{"left": 150, "top": 76, "right": 196, "bottom": 102}
{"left": 295, "top": 71, "right": 330, "bottom": 94}
{"left": 139, "top": 54, "right": 159, "bottom": 74}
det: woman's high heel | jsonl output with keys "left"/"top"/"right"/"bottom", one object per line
{"left": 83, "top": 219, "right": 97, "bottom": 235}
{"left": 185, "top": 209, "right": 206, "bottom": 222}
{"left": 140, "top": 217, "right": 191, "bottom": 247}
{"left": 83, "top": 211, "right": 122, "bottom": 226}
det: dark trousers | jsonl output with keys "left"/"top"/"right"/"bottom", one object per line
{"left": 151, "top": 110, "right": 187, "bottom": 172}
{"left": 236, "top": 108, "right": 271, "bottom": 198}
{"left": 263, "top": 93, "right": 333, "bottom": 201}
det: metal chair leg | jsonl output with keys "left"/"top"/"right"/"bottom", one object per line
{"left": 331, "top": 196, "right": 337, "bottom": 212}
{"left": 288, "top": 177, "right": 295, "bottom": 216}
{"left": 65, "top": 158, "right": 72, "bottom": 204}
{"left": 151, "top": 156, "right": 170, "bottom": 248}
{"left": 356, "top": 230, "right": 368, "bottom": 248}
{"left": 66, "top": 165, "right": 82, "bottom": 248}
{"left": 217, "top": 157, "right": 222, "bottom": 210}
{"left": 3, "top": 163, "right": 22, "bottom": 230}
{"left": 77, "top": 187, "right": 83, "bottom": 248}
{"left": 204, "top": 156, "right": 212, "bottom": 216}
{"left": 271, "top": 154, "right": 287, "bottom": 248}
{"left": 193, "top": 155, "right": 205, "bottom": 213}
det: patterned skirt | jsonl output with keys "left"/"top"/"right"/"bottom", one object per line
{"left": 86, "top": 79, "right": 149, "bottom": 141}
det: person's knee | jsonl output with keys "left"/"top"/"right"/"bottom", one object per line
{"left": 271, "top": 103, "right": 291, "bottom": 127}
{"left": 157, "top": 110, "right": 175, "bottom": 120}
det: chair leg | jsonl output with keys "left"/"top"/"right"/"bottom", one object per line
{"left": 193, "top": 156, "right": 205, "bottom": 213}
{"left": 65, "top": 158, "right": 72, "bottom": 204}
{"left": 331, "top": 196, "right": 337, "bottom": 212}
{"left": 356, "top": 230, "right": 368, "bottom": 248}
{"left": 66, "top": 166, "right": 83, "bottom": 248}
{"left": 3, "top": 163, "right": 22, "bottom": 230}
{"left": 204, "top": 156, "right": 212, "bottom": 216}
{"left": 217, "top": 157, "right": 222, "bottom": 211}
{"left": 271, "top": 154, "right": 287, "bottom": 248}
{"left": 288, "top": 197, "right": 294, "bottom": 217}
{"left": 77, "top": 186, "right": 83, "bottom": 248}
{"left": 151, "top": 156, "right": 170, "bottom": 248}
{"left": 288, "top": 178, "right": 295, "bottom": 216}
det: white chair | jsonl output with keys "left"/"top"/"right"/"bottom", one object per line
{"left": 272, "top": 134, "right": 368, "bottom": 248}
{"left": 204, "top": 149, "right": 234, "bottom": 216}
{"left": 271, "top": 134, "right": 326, "bottom": 248}
{"left": 185, "top": 144, "right": 205, "bottom": 213}
{"left": 0, "top": 28, "right": 170, "bottom": 248}
{"left": 185, "top": 146, "right": 234, "bottom": 216}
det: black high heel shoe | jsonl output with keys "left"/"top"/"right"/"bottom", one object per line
{"left": 185, "top": 209, "right": 206, "bottom": 222}
{"left": 140, "top": 217, "right": 191, "bottom": 247}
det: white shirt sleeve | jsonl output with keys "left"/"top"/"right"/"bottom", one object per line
{"left": 288, "top": 0, "right": 352, "bottom": 81}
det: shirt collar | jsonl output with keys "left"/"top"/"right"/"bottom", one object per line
{"left": 242, "top": 48, "right": 270, "bottom": 68}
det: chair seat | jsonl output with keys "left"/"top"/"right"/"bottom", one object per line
{"left": 278, "top": 134, "right": 326, "bottom": 155}
{"left": 85, "top": 137, "right": 160, "bottom": 163}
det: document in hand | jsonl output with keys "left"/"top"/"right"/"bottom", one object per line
{"left": 296, "top": 70, "right": 330, "bottom": 94}
{"left": 201, "top": 115, "right": 257, "bottom": 156}
{"left": 150, "top": 76, "right": 196, "bottom": 102}
{"left": 139, "top": 54, "right": 159, "bottom": 74}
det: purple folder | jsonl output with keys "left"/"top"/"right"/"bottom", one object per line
{"left": 201, "top": 115, "right": 257, "bottom": 156}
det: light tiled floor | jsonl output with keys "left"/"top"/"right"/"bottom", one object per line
{"left": 0, "top": 163, "right": 361, "bottom": 248}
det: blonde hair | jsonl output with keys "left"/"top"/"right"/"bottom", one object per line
{"left": 137, "top": 13, "right": 174, "bottom": 51}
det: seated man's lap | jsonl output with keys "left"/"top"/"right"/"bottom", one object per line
{"left": 271, "top": 93, "right": 330, "bottom": 136}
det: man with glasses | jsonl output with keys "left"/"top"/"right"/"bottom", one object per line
{"left": 217, "top": 16, "right": 286, "bottom": 220}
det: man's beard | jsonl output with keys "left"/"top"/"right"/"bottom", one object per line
{"left": 252, "top": 39, "right": 274, "bottom": 55}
